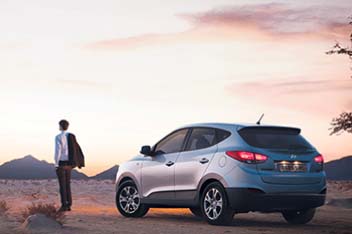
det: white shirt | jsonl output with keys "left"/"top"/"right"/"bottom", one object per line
{"left": 54, "top": 131, "right": 69, "bottom": 167}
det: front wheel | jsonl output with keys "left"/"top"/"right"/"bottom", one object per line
{"left": 282, "top": 208, "right": 316, "bottom": 224}
{"left": 200, "top": 182, "right": 234, "bottom": 225}
{"left": 116, "top": 180, "right": 149, "bottom": 218}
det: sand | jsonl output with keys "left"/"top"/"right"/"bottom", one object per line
{"left": 0, "top": 180, "right": 351, "bottom": 234}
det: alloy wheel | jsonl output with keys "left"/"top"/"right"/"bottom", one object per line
{"left": 119, "top": 186, "right": 140, "bottom": 214}
{"left": 203, "top": 188, "right": 223, "bottom": 220}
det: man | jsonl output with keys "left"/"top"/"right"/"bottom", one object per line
{"left": 55, "top": 119, "right": 85, "bottom": 212}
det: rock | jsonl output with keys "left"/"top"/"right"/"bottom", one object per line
{"left": 21, "top": 214, "right": 62, "bottom": 233}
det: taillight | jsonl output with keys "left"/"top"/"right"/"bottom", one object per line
{"left": 314, "top": 154, "right": 324, "bottom": 164}
{"left": 226, "top": 151, "right": 268, "bottom": 164}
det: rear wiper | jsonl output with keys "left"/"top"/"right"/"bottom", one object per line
{"left": 288, "top": 144, "right": 310, "bottom": 149}
{"left": 288, "top": 144, "right": 312, "bottom": 150}
{"left": 266, "top": 147, "right": 314, "bottom": 152}
{"left": 267, "top": 148, "right": 290, "bottom": 152}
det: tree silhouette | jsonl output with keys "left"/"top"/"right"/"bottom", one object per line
{"left": 326, "top": 17, "right": 352, "bottom": 67}
{"left": 326, "top": 16, "right": 352, "bottom": 135}
{"left": 330, "top": 112, "right": 352, "bottom": 135}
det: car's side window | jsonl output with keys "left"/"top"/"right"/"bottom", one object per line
{"left": 154, "top": 129, "right": 188, "bottom": 154}
{"left": 185, "top": 128, "right": 217, "bottom": 151}
{"left": 215, "top": 129, "right": 231, "bottom": 143}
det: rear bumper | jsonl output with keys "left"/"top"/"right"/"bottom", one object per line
{"left": 226, "top": 188, "right": 326, "bottom": 213}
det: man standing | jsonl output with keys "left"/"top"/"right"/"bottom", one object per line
{"left": 55, "top": 119, "right": 85, "bottom": 212}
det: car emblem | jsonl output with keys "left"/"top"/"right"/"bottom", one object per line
{"left": 290, "top": 154, "right": 297, "bottom": 159}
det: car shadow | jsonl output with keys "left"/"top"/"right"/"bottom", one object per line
{"left": 230, "top": 217, "right": 325, "bottom": 228}
{"left": 140, "top": 212, "right": 329, "bottom": 229}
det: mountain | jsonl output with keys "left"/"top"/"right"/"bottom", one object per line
{"left": 0, "top": 155, "right": 88, "bottom": 179}
{"left": 91, "top": 165, "right": 119, "bottom": 180}
{"left": 325, "top": 156, "right": 352, "bottom": 180}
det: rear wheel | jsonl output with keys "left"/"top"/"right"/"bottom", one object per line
{"left": 200, "top": 182, "right": 234, "bottom": 226}
{"left": 282, "top": 208, "right": 315, "bottom": 224}
{"left": 116, "top": 180, "right": 149, "bottom": 218}
{"left": 189, "top": 207, "right": 203, "bottom": 217}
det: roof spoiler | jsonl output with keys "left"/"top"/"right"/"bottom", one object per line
{"left": 237, "top": 126, "right": 301, "bottom": 135}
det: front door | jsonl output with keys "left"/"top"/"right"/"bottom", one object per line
{"left": 141, "top": 128, "right": 189, "bottom": 200}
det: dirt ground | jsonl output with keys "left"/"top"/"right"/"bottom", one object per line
{"left": 0, "top": 180, "right": 351, "bottom": 234}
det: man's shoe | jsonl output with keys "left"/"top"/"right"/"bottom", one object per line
{"left": 67, "top": 206, "right": 71, "bottom": 211}
{"left": 58, "top": 206, "right": 68, "bottom": 212}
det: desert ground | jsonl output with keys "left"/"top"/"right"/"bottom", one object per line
{"left": 0, "top": 180, "right": 351, "bottom": 234}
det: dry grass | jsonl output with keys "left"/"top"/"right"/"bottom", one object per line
{"left": 0, "top": 200, "right": 9, "bottom": 214}
{"left": 21, "top": 203, "right": 65, "bottom": 224}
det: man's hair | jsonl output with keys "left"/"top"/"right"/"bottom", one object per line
{"left": 59, "top": 119, "right": 69, "bottom": 131}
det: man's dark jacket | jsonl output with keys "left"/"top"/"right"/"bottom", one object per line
{"left": 67, "top": 133, "right": 85, "bottom": 169}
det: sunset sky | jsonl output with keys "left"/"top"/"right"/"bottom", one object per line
{"left": 0, "top": 0, "right": 351, "bottom": 176}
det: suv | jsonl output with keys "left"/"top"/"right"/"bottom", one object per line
{"left": 115, "top": 123, "right": 326, "bottom": 225}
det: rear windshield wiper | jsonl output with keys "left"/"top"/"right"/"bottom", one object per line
{"left": 286, "top": 145, "right": 315, "bottom": 153}
{"left": 287, "top": 144, "right": 312, "bottom": 150}
{"left": 266, "top": 146, "right": 314, "bottom": 152}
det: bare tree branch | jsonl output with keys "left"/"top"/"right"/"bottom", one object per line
{"left": 327, "top": 16, "right": 352, "bottom": 135}
{"left": 330, "top": 112, "right": 352, "bottom": 135}
{"left": 326, "top": 16, "right": 352, "bottom": 60}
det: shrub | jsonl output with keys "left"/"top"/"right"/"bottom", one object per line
{"left": 0, "top": 200, "right": 9, "bottom": 214}
{"left": 21, "top": 203, "right": 65, "bottom": 224}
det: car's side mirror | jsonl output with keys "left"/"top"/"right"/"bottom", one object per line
{"left": 140, "top": 145, "right": 153, "bottom": 156}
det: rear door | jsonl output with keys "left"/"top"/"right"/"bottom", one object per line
{"left": 174, "top": 128, "right": 218, "bottom": 198}
{"left": 238, "top": 127, "right": 323, "bottom": 185}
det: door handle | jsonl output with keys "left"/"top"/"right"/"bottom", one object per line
{"left": 199, "top": 158, "right": 209, "bottom": 164}
{"left": 165, "top": 161, "right": 174, "bottom": 167}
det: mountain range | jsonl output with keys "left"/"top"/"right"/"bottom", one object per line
{"left": 0, "top": 155, "right": 118, "bottom": 180}
{"left": 0, "top": 155, "right": 350, "bottom": 180}
{"left": 324, "top": 155, "right": 352, "bottom": 180}
{"left": 91, "top": 165, "right": 119, "bottom": 180}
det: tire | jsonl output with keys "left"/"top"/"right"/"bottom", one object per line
{"left": 282, "top": 208, "right": 316, "bottom": 224}
{"left": 200, "top": 182, "right": 234, "bottom": 226}
{"left": 189, "top": 207, "right": 203, "bottom": 217}
{"left": 116, "top": 180, "right": 149, "bottom": 218}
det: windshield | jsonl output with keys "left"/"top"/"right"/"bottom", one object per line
{"left": 238, "top": 127, "right": 313, "bottom": 150}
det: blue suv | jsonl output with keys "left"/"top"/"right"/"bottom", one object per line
{"left": 115, "top": 123, "right": 326, "bottom": 225}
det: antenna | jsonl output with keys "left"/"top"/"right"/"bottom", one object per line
{"left": 256, "top": 113, "right": 264, "bottom": 125}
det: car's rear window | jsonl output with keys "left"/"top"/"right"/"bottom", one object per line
{"left": 238, "top": 127, "right": 313, "bottom": 150}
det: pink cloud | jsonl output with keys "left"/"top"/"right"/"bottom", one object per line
{"left": 86, "top": 28, "right": 248, "bottom": 50}
{"left": 86, "top": 3, "right": 351, "bottom": 50}
{"left": 183, "top": 3, "right": 349, "bottom": 35}
{"left": 227, "top": 79, "right": 352, "bottom": 115}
